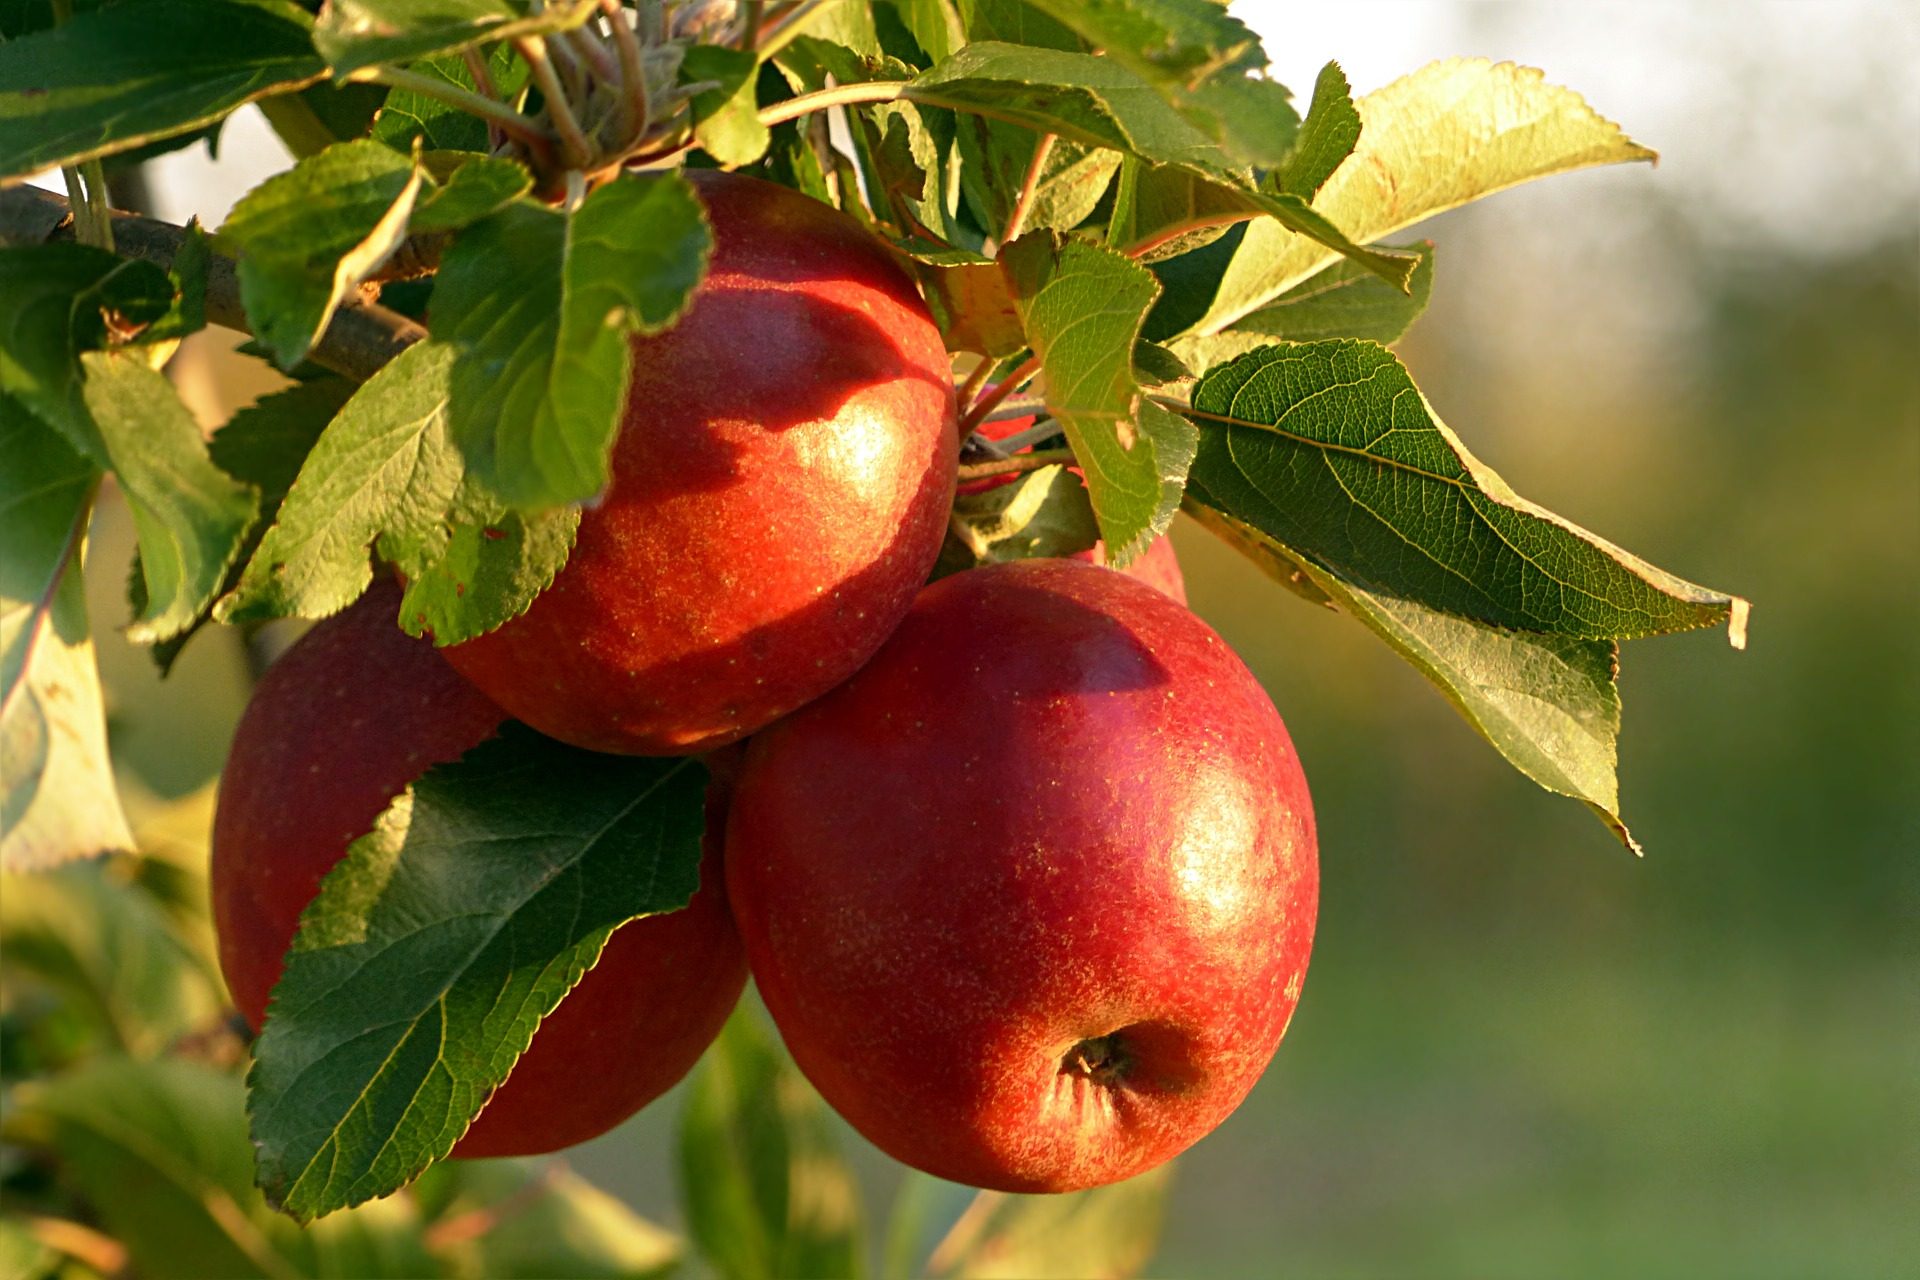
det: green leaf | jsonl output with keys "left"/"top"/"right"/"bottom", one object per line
{"left": 953, "top": 0, "right": 1083, "bottom": 50}
{"left": 215, "top": 341, "right": 576, "bottom": 646}
{"left": 221, "top": 139, "right": 426, "bottom": 369}
{"left": 433, "top": 174, "right": 712, "bottom": 511}
{"left": 1277, "top": 61, "right": 1361, "bottom": 198}
{"left": 686, "top": 44, "right": 773, "bottom": 168}
{"left": 1183, "top": 501, "right": 1637, "bottom": 852}
{"left": 936, "top": 463, "right": 1099, "bottom": 577}
{"left": 1183, "top": 341, "right": 1748, "bottom": 642}
{"left": 0, "top": 0, "right": 325, "bottom": 182}
{"left": 142, "top": 221, "right": 212, "bottom": 346}
{"left": 76, "top": 352, "right": 259, "bottom": 644}
{"left": 0, "top": 244, "right": 174, "bottom": 437}
{"left": 0, "top": 401, "right": 130, "bottom": 873}
{"left": 1019, "top": 0, "right": 1298, "bottom": 167}
{"left": 679, "top": 1010, "right": 866, "bottom": 1280}
{"left": 926, "top": 1166, "right": 1171, "bottom": 1278}
{"left": 248, "top": 726, "right": 709, "bottom": 1221}
{"left": 1187, "top": 57, "right": 1659, "bottom": 336}
{"left": 418, "top": 1161, "right": 682, "bottom": 1280}
{"left": 1106, "top": 158, "right": 1251, "bottom": 260}
{"left": 315, "top": 0, "right": 596, "bottom": 75}
{"left": 369, "top": 46, "right": 530, "bottom": 153}
{"left": 411, "top": 152, "right": 533, "bottom": 232}
{"left": 130, "top": 376, "right": 356, "bottom": 676}
{"left": 909, "top": 44, "right": 1409, "bottom": 287}
{"left": 955, "top": 118, "right": 1119, "bottom": 238}
{"left": 1000, "top": 232, "right": 1194, "bottom": 565}
{"left": 0, "top": 246, "right": 258, "bottom": 645}
{"left": 0, "top": 858, "right": 223, "bottom": 1056}
{"left": 1170, "top": 240, "right": 1435, "bottom": 370}
{"left": 885, "top": 0, "right": 963, "bottom": 64}
{"left": 1, "top": 1057, "right": 435, "bottom": 1280}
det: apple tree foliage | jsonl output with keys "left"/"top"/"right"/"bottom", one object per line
{"left": 0, "top": 0, "right": 1746, "bottom": 1272}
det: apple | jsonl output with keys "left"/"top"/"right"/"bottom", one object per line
{"left": 963, "top": 402, "right": 1188, "bottom": 603}
{"left": 724, "top": 559, "right": 1317, "bottom": 1193}
{"left": 444, "top": 170, "right": 958, "bottom": 756}
{"left": 211, "top": 580, "right": 747, "bottom": 1158}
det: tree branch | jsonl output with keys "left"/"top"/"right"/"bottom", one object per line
{"left": 0, "top": 186, "right": 425, "bottom": 382}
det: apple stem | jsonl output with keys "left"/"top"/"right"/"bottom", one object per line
{"left": 1061, "top": 1033, "right": 1132, "bottom": 1086}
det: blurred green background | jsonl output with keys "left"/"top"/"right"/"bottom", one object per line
{"left": 51, "top": 3, "right": 1920, "bottom": 1276}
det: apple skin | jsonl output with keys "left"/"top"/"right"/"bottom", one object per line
{"left": 725, "top": 559, "right": 1316, "bottom": 1193}
{"left": 444, "top": 170, "right": 958, "bottom": 756}
{"left": 963, "top": 407, "right": 1188, "bottom": 603}
{"left": 211, "top": 580, "right": 747, "bottom": 1158}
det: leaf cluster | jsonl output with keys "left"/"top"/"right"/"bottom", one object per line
{"left": 0, "top": 0, "right": 1745, "bottom": 1248}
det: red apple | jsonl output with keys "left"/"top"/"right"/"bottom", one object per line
{"left": 444, "top": 170, "right": 958, "bottom": 756}
{"left": 211, "top": 580, "right": 746, "bottom": 1158}
{"left": 962, "top": 401, "right": 1188, "bottom": 603}
{"left": 725, "top": 559, "right": 1317, "bottom": 1193}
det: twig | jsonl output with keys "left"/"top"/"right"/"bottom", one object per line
{"left": 758, "top": 80, "right": 912, "bottom": 128}
{"left": 1000, "top": 132, "right": 1055, "bottom": 246}
{"left": 602, "top": 0, "right": 649, "bottom": 142}
{"left": 954, "top": 447, "right": 1076, "bottom": 483}
{"left": 517, "top": 36, "right": 596, "bottom": 169}
{"left": 953, "top": 358, "right": 994, "bottom": 411}
{"left": 0, "top": 186, "right": 425, "bottom": 383}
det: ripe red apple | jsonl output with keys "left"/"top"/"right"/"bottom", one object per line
{"left": 725, "top": 559, "right": 1317, "bottom": 1193}
{"left": 962, "top": 402, "right": 1188, "bottom": 603}
{"left": 444, "top": 170, "right": 958, "bottom": 756}
{"left": 211, "top": 580, "right": 747, "bottom": 1158}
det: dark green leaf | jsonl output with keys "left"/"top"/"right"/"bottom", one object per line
{"left": 370, "top": 46, "right": 530, "bottom": 153}
{"left": 141, "top": 221, "right": 212, "bottom": 346}
{"left": 1184, "top": 341, "right": 1749, "bottom": 642}
{"left": 216, "top": 341, "right": 576, "bottom": 646}
{"left": 0, "top": 858, "right": 222, "bottom": 1056}
{"left": 1277, "top": 61, "right": 1361, "bottom": 199}
{"left": 953, "top": 0, "right": 1083, "bottom": 50}
{"left": 686, "top": 44, "right": 772, "bottom": 168}
{"left": 680, "top": 1010, "right": 866, "bottom": 1280}
{"left": 249, "top": 726, "right": 709, "bottom": 1220}
{"left": 0, "top": 0, "right": 325, "bottom": 181}
{"left": 434, "top": 174, "right": 712, "bottom": 511}
{"left": 1170, "top": 241, "right": 1435, "bottom": 370}
{"left": 315, "top": 0, "right": 595, "bottom": 76}
{"left": 884, "top": 0, "right": 962, "bottom": 64}
{"left": 220, "top": 139, "right": 426, "bottom": 369}
{"left": 257, "top": 79, "right": 390, "bottom": 158}
{"left": 926, "top": 1166, "right": 1171, "bottom": 1278}
{"left": 1000, "top": 231, "right": 1194, "bottom": 564}
{"left": 1183, "top": 500, "right": 1638, "bottom": 851}
{"left": 0, "top": 244, "right": 174, "bottom": 437}
{"left": 936, "top": 463, "right": 1099, "bottom": 577}
{"left": 0, "top": 400, "right": 130, "bottom": 872}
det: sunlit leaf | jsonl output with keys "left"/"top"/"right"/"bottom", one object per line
{"left": 1187, "top": 58, "right": 1658, "bottom": 336}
